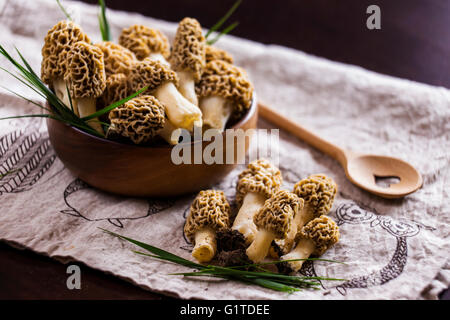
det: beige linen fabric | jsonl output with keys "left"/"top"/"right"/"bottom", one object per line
{"left": 0, "top": 0, "right": 449, "bottom": 299}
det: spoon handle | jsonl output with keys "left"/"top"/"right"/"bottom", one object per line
{"left": 258, "top": 103, "right": 349, "bottom": 166}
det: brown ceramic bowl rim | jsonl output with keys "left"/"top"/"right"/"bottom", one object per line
{"left": 48, "top": 93, "right": 257, "bottom": 149}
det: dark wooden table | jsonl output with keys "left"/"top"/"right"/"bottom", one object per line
{"left": 1, "top": 0, "right": 449, "bottom": 300}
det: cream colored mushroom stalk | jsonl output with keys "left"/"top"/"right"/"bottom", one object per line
{"left": 119, "top": 25, "right": 170, "bottom": 65}
{"left": 279, "top": 215, "right": 340, "bottom": 273}
{"left": 246, "top": 189, "right": 300, "bottom": 263}
{"left": 106, "top": 95, "right": 166, "bottom": 145}
{"left": 196, "top": 60, "right": 253, "bottom": 132}
{"left": 65, "top": 41, "right": 106, "bottom": 134}
{"left": 231, "top": 159, "right": 283, "bottom": 245}
{"left": 184, "top": 190, "right": 231, "bottom": 263}
{"left": 271, "top": 174, "right": 337, "bottom": 257}
{"left": 169, "top": 18, "right": 206, "bottom": 105}
{"left": 129, "top": 59, "right": 202, "bottom": 134}
{"left": 41, "top": 20, "right": 91, "bottom": 114}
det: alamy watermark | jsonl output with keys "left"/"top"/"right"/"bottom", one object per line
{"left": 170, "top": 128, "right": 280, "bottom": 167}
{"left": 366, "top": 5, "right": 381, "bottom": 30}
{"left": 66, "top": 264, "right": 81, "bottom": 290}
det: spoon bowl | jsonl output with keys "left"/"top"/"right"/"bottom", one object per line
{"left": 343, "top": 153, "right": 423, "bottom": 199}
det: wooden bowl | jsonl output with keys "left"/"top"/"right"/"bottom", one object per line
{"left": 46, "top": 97, "right": 258, "bottom": 197}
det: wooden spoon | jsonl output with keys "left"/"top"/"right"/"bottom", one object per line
{"left": 258, "top": 103, "right": 423, "bottom": 199}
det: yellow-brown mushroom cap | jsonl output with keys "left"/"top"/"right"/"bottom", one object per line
{"left": 41, "top": 20, "right": 91, "bottom": 85}
{"left": 253, "top": 189, "right": 300, "bottom": 239}
{"left": 95, "top": 41, "right": 136, "bottom": 76}
{"left": 119, "top": 25, "right": 170, "bottom": 60}
{"left": 236, "top": 159, "right": 283, "bottom": 206}
{"left": 298, "top": 215, "right": 340, "bottom": 255}
{"left": 108, "top": 95, "right": 165, "bottom": 144}
{"left": 169, "top": 17, "right": 205, "bottom": 81}
{"left": 196, "top": 60, "right": 253, "bottom": 120}
{"left": 184, "top": 190, "right": 231, "bottom": 243}
{"left": 64, "top": 41, "right": 106, "bottom": 99}
{"left": 99, "top": 73, "right": 131, "bottom": 108}
{"left": 293, "top": 174, "right": 337, "bottom": 218}
{"left": 128, "top": 59, "right": 178, "bottom": 94}
{"left": 205, "top": 45, "right": 234, "bottom": 64}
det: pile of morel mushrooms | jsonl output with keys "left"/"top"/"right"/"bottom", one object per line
{"left": 41, "top": 18, "right": 253, "bottom": 145}
{"left": 184, "top": 159, "right": 341, "bottom": 274}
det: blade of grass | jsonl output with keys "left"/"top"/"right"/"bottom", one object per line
{"left": 133, "top": 251, "right": 206, "bottom": 271}
{"left": 100, "top": 228, "right": 345, "bottom": 293}
{"left": 205, "top": 0, "right": 242, "bottom": 39}
{"left": 56, "top": 0, "right": 73, "bottom": 21}
{"left": 66, "top": 84, "right": 75, "bottom": 114}
{"left": 206, "top": 21, "right": 239, "bottom": 45}
{"left": 82, "top": 86, "right": 148, "bottom": 121}
{"left": 0, "top": 86, "right": 51, "bottom": 113}
{"left": 228, "top": 257, "right": 346, "bottom": 270}
{"left": 98, "top": 0, "right": 112, "bottom": 41}
{"left": 0, "top": 67, "right": 46, "bottom": 99}
{"left": 99, "top": 228, "right": 203, "bottom": 269}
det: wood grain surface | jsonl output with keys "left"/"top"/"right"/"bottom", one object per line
{"left": 0, "top": 0, "right": 448, "bottom": 300}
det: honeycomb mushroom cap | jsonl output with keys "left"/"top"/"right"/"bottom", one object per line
{"left": 205, "top": 45, "right": 234, "bottom": 64}
{"left": 119, "top": 25, "right": 170, "bottom": 60}
{"left": 108, "top": 95, "right": 165, "bottom": 144}
{"left": 41, "top": 20, "right": 91, "bottom": 85}
{"left": 95, "top": 41, "right": 136, "bottom": 76}
{"left": 184, "top": 190, "right": 231, "bottom": 243}
{"left": 99, "top": 73, "right": 131, "bottom": 108}
{"left": 196, "top": 60, "right": 253, "bottom": 120}
{"left": 169, "top": 17, "right": 205, "bottom": 81}
{"left": 298, "top": 215, "right": 340, "bottom": 255}
{"left": 64, "top": 41, "right": 106, "bottom": 99}
{"left": 253, "top": 189, "right": 300, "bottom": 239}
{"left": 128, "top": 59, "right": 178, "bottom": 94}
{"left": 236, "top": 159, "right": 283, "bottom": 206}
{"left": 293, "top": 174, "right": 337, "bottom": 218}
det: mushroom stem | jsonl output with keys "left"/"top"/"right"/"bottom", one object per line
{"left": 158, "top": 119, "right": 182, "bottom": 145}
{"left": 53, "top": 77, "right": 78, "bottom": 115}
{"left": 148, "top": 52, "right": 170, "bottom": 66}
{"left": 192, "top": 227, "right": 217, "bottom": 263}
{"left": 200, "top": 96, "right": 232, "bottom": 132}
{"left": 231, "top": 192, "right": 266, "bottom": 245}
{"left": 273, "top": 204, "right": 315, "bottom": 256}
{"left": 76, "top": 97, "right": 103, "bottom": 134}
{"left": 245, "top": 229, "right": 276, "bottom": 263}
{"left": 177, "top": 71, "right": 198, "bottom": 106}
{"left": 153, "top": 82, "right": 202, "bottom": 131}
{"left": 280, "top": 238, "right": 316, "bottom": 272}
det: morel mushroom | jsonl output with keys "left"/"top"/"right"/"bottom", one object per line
{"left": 94, "top": 41, "right": 136, "bottom": 77}
{"left": 279, "top": 215, "right": 340, "bottom": 273}
{"left": 41, "top": 20, "right": 91, "bottom": 112}
{"left": 65, "top": 41, "right": 106, "bottom": 133}
{"left": 184, "top": 190, "right": 231, "bottom": 263}
{"left": 231, "top": 159, "right": 283, "bottom": 245}
{"left": 169, "top": 17, "right": 206, "bottom": 105}
{"left": 119, "top": 24, "right": 170, "bottom": 64}
{"left": 272, "top": 174, "right": 337, "bottom": 257}
{"left": 205, "top": 45, "right": 234, "bottom": 64}
{"left": 107, "top": 95, "right": 165, "bottom": 144}
{"left": 128, "top": 59, "right": 202, "bottom": 132}
{"left": 196, "top": 60, "right": 253, "bottom": 132}
{"left": 246, "top": 189, "right": 301, "bottom": 263}
{"left": 99, "top": 73, "right": 131, "bottom": 108}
